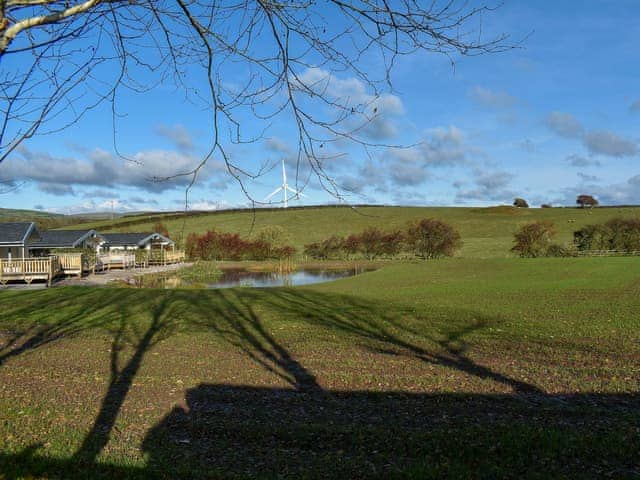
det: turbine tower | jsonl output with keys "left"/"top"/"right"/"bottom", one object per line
{"left": 265, "top": 159, "right": 307, "bottom": 208}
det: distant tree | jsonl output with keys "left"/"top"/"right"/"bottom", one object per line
{"left": 540, "top": 204, "right": 552, "bottom": 209}
{"left": 511, "top": 221, "right": 556, "bottom": 258}
{"left": 406, "top": 218, "right": 462, "bottom": 259}
{"left": 576, "top": 195, "right": 599, "bottom": 208}
{"left": 513, "top": 198, "right": 529, "bottom": 208}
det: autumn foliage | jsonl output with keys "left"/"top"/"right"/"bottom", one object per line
{"left": 304, "top": 219, "right": 461, "bottom": 260}
{"left": 185, "top": 229, "right": 295, "bottom": 261}
{"left": 511, "top": 221, "right": 558, "bottom": 257}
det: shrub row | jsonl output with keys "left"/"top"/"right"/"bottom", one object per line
{"left": 574, "top": 218, "right": 640, "bottom": 252}
{"left": 512, "top": 217, "right": 640, "bottom": 257}
{"left": 303, "top": 219, "right": 462, "bottom": 260}
{"left": 185, "top": 229, "right": 296, "bottom": 261}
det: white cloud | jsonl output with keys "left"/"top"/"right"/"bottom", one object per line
{"left": 545, "top": 111, "right": 584, "bottom": 138}
{"left": 470, "top": 86, "right": 519, "bottom": 109}
{"left": 155, "top": 124, "right": 195, "bottom": 151}
{"left": 2, "top": 145, "right": 226, "bottom": 195}
{"left": 582, "top": 130, "right": 638, "bottom": 157}
{"left": 293, "top": 67, "right": 404, "bottom": 141}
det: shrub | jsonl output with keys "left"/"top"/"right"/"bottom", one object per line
{"left": 406, "top": 218, "right": 462, "bottom": 259}
{"left": 546, "top": 244, "right": 572, "bottom": 257}
{"left": 511, "top": 221, "right": 556, "bottom": 258}
{"left": 343, "top": 234, "right": 361, "bottom": 259}
{"left": 380, "top": 230, "right": 405, "bottom": 257}
{"left": 303, "top": 237, "right": 344, "bottom": 260}
{"left": 573, "top": 224, "right": 611, "bottom": 251}
{"left": 575, "top": 218, "right": 640, "bottom": 253}
{"left": 605, "top": 217, "right": 640, "bottom": 252}
{"left": 321, "top": 235, "right": 346, "bottom": 260}
{"left": 253, "top": 225, "right": 290, "bottom": 258}
{"left": 185, "top": 232, "right": 199, "bottom": 259}
{"left": 303, "top": 242, "right": 324, "bottom": 260}
{"left": 358, "top": 227, "right": 386, "bottom": 259}
{"left": 513, "top": 198, "right": 529, "bottom": 208}
{"left": 274, "top": 245, "right": 296, "bottom": 260}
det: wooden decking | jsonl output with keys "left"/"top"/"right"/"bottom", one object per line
{"left": 1, "top": 250, "right": 186, "bottom": 286}
{"left": 97, "top": 250, "right": 185, "bottom": 270}
{"left": 0, "top": 257, "right": 62, "bottom": 286}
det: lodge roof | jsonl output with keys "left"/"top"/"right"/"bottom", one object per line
{"left": 0, "top": 222, "right": 37, "bottom": 245}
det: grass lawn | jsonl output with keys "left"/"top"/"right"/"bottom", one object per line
{"left": 1, "top": 258, "right": 639, "bottom": 478}
{"left": 63, "top": 205, "right": 640, "bottom": 258}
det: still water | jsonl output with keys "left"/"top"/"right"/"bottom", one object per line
{"left": 210, "top": 268, "right": 358, "bottom": 288}
{"left": 143, "top": 267, "right": 371, "bottom": 289}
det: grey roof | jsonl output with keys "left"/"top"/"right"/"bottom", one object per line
{"left": 0, "top": 222, "right": 36, "bottom": 245}
{"left": 102, "top": 232, "right": 174, "bottom": 247}
{"left": 30, "top": 230, "right": 102, "bottom": 249}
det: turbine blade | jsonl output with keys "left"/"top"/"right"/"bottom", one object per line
{"left": 265, "top": 187, "right": 282, "bottom": 201}
{"left": 282, "top": 159, "right": 287, "bottom": 184}
{"left": 286, "top": 186, "right": 307, "bottom": 198}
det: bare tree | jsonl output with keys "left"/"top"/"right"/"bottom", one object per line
{"left": 0, "top": 1, "right": 511, "bottom": 202}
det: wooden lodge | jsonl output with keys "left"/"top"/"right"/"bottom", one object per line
{"left": 0, "top": 223, "right": 184, "bottom": 286}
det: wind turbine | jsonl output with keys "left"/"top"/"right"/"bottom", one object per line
{"left": 264, "top": 159, "right": 307, "bottom": 208}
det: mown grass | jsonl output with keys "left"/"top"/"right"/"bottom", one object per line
{"left": 63, "top": 205, "right": 640, "bottom": 258}
{"left": 1, "top": 258, "right": 639, "bottom": 478}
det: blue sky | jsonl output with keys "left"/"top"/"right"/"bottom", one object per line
{"left": 1, "top": 1, "right": 639, "bottom": 214}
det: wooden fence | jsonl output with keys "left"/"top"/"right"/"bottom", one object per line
{"left": 147, "top": 250, "right": 185, "bottom": 266}
{"left": 576, "top": 250, "right": 640, "bottom": 257}
{"left": 97, "top": 252, "right": 137, "bottom": 270}
{"left": 0, "top": 257, "right": 62, "bottom": 286}
{"left": 58, "top": 253, "right": 97, "bottom": 277}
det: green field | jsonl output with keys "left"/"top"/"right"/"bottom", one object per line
{"left": 65, "top": 205, "right": 640, "bottom": 258}
{"left": 1, "top": 257, "right": 639, "bottom": 478}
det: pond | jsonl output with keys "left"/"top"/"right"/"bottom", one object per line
{"left": 136, "top": 266, "right": 373, "bottom": 289}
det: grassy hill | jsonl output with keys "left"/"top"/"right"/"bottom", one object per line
{"left": 63, "top": 205, "right": 640, "bottom": 258}
{"left": 0, "top": 207, "right": 65, "bottom": 223}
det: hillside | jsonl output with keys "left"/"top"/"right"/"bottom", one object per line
{"left": 60, "top": 205, "right": 640, "bottom": 258}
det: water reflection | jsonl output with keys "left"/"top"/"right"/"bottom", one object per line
{"left": 139, "top": 267, "right": 370, "bottom": 289}
{"left": 212, "top": 269, "right": 356, "bottom": 288}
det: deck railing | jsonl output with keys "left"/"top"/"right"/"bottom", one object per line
{"left": 0, "top": 256, "right": 62, "bottom": 285}
{"left": 148, "top": 250, "right": 185, "bottom": 265}
{"left": 57, "top": 253, "right": 97, "bottom": 276}
{"left": 97, "top": 252, "right": 137, "bottom": 270}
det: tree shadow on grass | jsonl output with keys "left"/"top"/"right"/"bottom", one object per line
{"left": 0, "top": 288, "right": 183, "bottom": 466}
{"left": 0, "top": 288, "right": 136, "bottom": 368}
{"left": 0, "top": 287, "right": 638, "bottom": 478}
{"left": 241, "top": 288, "right": 543, "bottom": 394}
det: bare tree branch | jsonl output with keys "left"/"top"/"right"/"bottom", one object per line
{"left": 0, "top": 0, "right": 514, "bottom": 203}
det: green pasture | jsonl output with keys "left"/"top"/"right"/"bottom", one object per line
{"left": 64, "top": 205, "right": 640, "bottom": 258}
{"left": 1, "top": 258, "right": 639, "bottom": 478}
